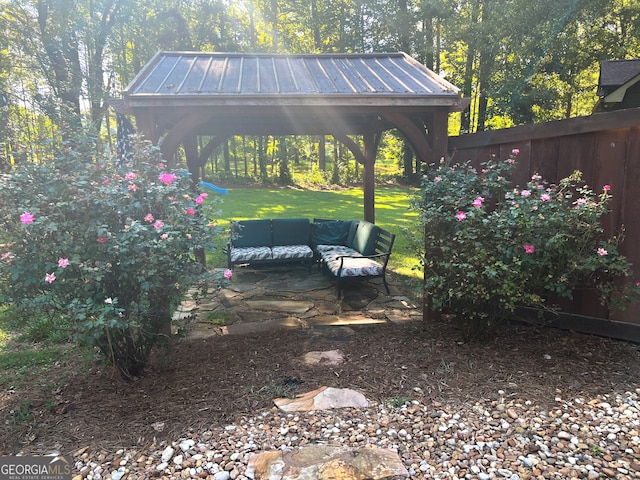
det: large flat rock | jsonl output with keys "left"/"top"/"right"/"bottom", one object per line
{"left": 246, "top": 445, "right": 409, "bottom": 480}
{"left": 274, "top": 386, "right": 369, "bottom": 412}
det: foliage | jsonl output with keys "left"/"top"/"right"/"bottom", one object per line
{"left": 411, "top": 151, "right": 640, "bottom": 339}
{"left": 3, "top": 0, "right": 640, "bottom": 164}
{"left": 0, "top": 134, "right": 228, "bottom": 378}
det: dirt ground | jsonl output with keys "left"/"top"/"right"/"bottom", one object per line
{"left": 1, "top": 314, "right": 639, "bottom": 456}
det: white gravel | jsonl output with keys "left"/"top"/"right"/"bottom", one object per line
{"left": 71, "top": 388, "right": 640, "bottom": 480}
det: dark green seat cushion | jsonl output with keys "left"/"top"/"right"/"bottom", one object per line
{"left": 348, "top": 220, "right": 380, "bottom": 255}
{"left": 231, "top": 219, "right": 272, "bottom": 248}
{"left": 272, "top": 218, "right": 311, "bottom": 246}
{"left": 311, "top": 220, "right": 353, "bottom": 247}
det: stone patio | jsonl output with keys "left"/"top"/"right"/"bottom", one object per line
{"left": 175, "top": 264, "right": 422, "bottom": 338}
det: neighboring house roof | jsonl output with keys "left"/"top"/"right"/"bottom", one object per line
{"left": 597, "top": 59, "right": 640, "bottom": 109}
{"left": 124, "top": 51, "right": 463, "bottom": 109}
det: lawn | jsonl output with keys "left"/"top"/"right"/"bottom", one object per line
{"left": 205, "top": 185, "right": 422, "bottom": 277}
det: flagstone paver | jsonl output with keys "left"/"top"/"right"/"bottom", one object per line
{"left": 179, "top": 264, "right": 419, "bottom": 338}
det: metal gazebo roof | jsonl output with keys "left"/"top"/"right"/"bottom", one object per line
{"left": 125, "top": 51, "right": 462, "bottom": 106}
{"left": 122, "top": 51, "right": 467, "bottom": 222}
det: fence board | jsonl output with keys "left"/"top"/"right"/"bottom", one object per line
{"left": 448, "top": 108, "right": 640, "bottom": 329}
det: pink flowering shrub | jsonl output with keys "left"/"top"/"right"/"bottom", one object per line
{"left": 0, "top": 134, "right": 227, "bottom": 378}
{"left": 411, "top": 152, "right": 639, "bottom": 339}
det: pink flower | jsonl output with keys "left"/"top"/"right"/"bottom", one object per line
{"left": 576, "top": 198, "right": 587, "bottom": 206}
{"left": 224, "top": 269, "right": 233, "bottom": 279}
{"left": 507, "top": 158, "right": 516, "bottom": 164}
{"left": 597, "top": 248, "right": 608, "bottom": 256}
{"left": 102, "top": 178, "right": 110, "bottom": 184}
{"left": 472, "top": 196, "right": 484, "bottom": 208}
{"left": 160, "top": 233, "right": 169, "bottom": 240}
{"left": 603, "top": 185, "right": 611, "bottom": 191}
{"left": 434, "top": 176, "right": 442, "bottom": 182}
{"left": 185, "top": 208, "right": 195, "bottom": 216}
{"left": 20, "top": 211, "right": 34, "bottom": 225}
{"left": 521, "top": 190, "right": 531, "bottom": 197}
{"left": 456, "top": 211, "right": 467, "bottom": 222}
{"left": 2, "top": 252, "right": 13, "bottom": 261}
{"left": 128, "top": 183, "right": 139, "bottom": 192}
{"left": 58, "top": 258, "right": 70, "bottom": 268}
{"left": 512, "top": 148, "right": 520, "bottom": 155}
{"left": 195, "top": 196, "right": 204, "bottom": 205}
{"left": 541, "top": 193, "right": 551, "bottom": 201}
{"left": 523, "top": 245, "right": 535, "bottom": 254}
{"left": 45, "top": 272, "right": 56, "bottom": 283}
{"left": 125, "top": 172, "right": 137, "bottom": 180}
{"left": 97, "top": 236, "right": 108, "bottom": 243}
{"left": 144, "top": 213, "right": 155, "bottom": 223}
{"left": 159, "top": 173, "right": 178, "bottom": 185}
{"left": 153, "top": 220, "right": 164, "bottom": 230}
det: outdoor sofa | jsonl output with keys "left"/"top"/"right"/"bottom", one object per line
{"left": 226, "top": 218, "right": 395, "bottom": 296}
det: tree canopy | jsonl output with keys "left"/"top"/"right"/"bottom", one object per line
{"left": 1, "top": 0, "right": 639, "bottom": 174}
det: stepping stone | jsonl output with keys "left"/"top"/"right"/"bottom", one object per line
{"left": 274, "top": 386, "right": 369, "bottom": 412}
{"left": 307, "top": 313, "right": 387, "bottom": 327}
{"left": 219, "top": 289, "right": 245, "bottom": 308}
{"left": 265, "top": 275, "right": 332, "bottom": 293}
{"left": 246, "top": 299, "right": 314, "bottom": 314}
{"left": 225, "top": 283, "right": 258, "bottom": 293}
{"left": 300, "top": 350, "right": 344, "bottom": 366}
{"left": 246, "top": 445, "right": 409, "bottom": 480}
{"left": 236, "top": 311, "right": 285, "bottom": 323}
{"left": 224, "top": 317, "right": 303, "bottom": 335}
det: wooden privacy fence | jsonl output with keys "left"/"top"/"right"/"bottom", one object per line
{"left": 446, "top": 107, "right": 640, "bottom": 340}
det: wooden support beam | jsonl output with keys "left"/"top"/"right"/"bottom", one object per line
{"left": 160, "top": 112, "right": 212, "bottom": 167}
{"left": 383, "top": 112, "right": 433, "bottom": 163}
{"left": 332, "top": 132, "right": 380, "bottom": 223}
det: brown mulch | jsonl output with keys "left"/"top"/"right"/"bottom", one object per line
{"left": 1, "top": 317, "right": 639, "bottom": 455}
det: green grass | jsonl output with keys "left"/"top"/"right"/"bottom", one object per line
{"left": 0, "top": 306, "right": 73, "bottom": 387}
{"left": 206, "top": 185, "right": 422, "bottom": 278}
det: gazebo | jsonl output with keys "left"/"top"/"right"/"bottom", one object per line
{"left": 123, "top": 51, "right": 468, "bottom": 222}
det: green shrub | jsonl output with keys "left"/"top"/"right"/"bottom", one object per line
{"left": 411, "top": 151, "right": 640, "bottom": 339}
{"left": 0, "top": 133, "right": 229, "bottom": 378}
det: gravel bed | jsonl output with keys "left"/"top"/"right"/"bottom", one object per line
{"left": 72, "top": 388, "right": 640, "bottom": 480}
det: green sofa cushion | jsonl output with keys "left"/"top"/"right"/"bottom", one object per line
{"left": 231, "top": 219, "right": 272, "bottom": 248}
{"left": 311, "top": 220, "right": 353, "bottom": 247}
{"left": 348, "top": 220, "right": 380, "bottom": 256}
{"left": 272, "top": 218, "right": 311, "bottom": 246}
{"left": 347, "top": 220, "right": 359, "bottom": 247}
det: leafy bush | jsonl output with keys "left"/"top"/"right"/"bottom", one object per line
{"left": 0, "top": 134, "right": 229, "bottom": 378}
{"left": 411, "top": 151, "right": 640, "bottom": 339}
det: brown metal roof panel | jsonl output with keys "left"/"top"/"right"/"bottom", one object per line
{"left": 387, "top": 56, "right": 454, "bottom": 93}
{"left": 132, "top": 54, "right": 180, "bottom": 94}
{"left": 312, "top": 57, "right": 355, "bottom": 93}
{"left": 257, "top": 57, "right": 278, "bottom": 93}
{"left": 351, "top": 57, "right": 394, "bottom": 92}
{"left": 219, "top": 56, "right": 243, "bottom": 93}
{"left": 303, "top": 58, "right": 339, "bottom": 93}
{"left": 179, "top": 56, "right": 211, "bottom": 93}
{"left": 157, "top": 55, "right": 195, "bottom": 94}
{"left": 367, "top": 57, "right": 412, "bottom": 93}
{"left": 240, "top": 57, "right": 258, "bottom": 93}
{"left": 287, "top": 58, "right": 318, "bottom": 93}
{"left": 273, "top": 57, "right": 299, "bottom": 93}
{"left": 198, "top": 57, "right": 228, "bottom": 93}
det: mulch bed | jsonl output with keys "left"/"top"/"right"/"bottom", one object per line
{"left": 1, "top": 317, "right": 639, "bottom": 455}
